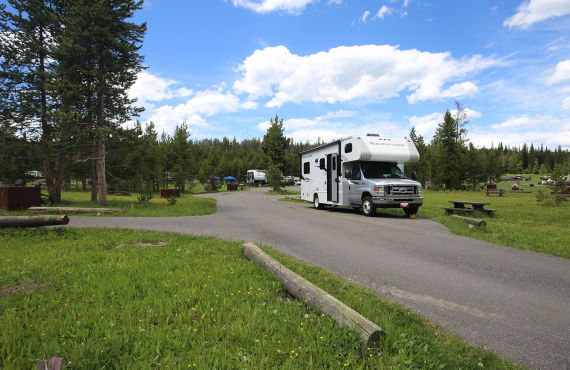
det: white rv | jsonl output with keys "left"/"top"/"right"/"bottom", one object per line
{"left": 300, "top": 134, "right": 423, "bottom": 216}
{"left": 246, "top": 169, "right": 267, "bottom": 186}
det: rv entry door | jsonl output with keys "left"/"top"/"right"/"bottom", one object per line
{"left": 327, "top": 154, "right": 339, "bottom": 202}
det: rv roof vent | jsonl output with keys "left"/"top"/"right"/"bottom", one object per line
{"left": 366, "top": 133, "right": 379, "bottom": 137}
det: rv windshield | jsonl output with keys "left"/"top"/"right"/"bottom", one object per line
{"left": 361, "top": 162, "right": 405, "bottom": 179}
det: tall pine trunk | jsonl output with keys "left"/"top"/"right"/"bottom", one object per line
{"left": 96, "top": 85, "right": 107, "bottom": 206}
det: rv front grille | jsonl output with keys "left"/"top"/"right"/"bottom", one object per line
{"left": 385, "top": 185, "right": 416, "bottom": 195}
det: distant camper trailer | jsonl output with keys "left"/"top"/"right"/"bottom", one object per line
{"left": 246, "top": 170, "right": 267, "bottom": 186}
{"left": 300, "top": 134, "right": 423, "bottom": 217}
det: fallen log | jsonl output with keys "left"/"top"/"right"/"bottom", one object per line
{"left": 451, "top": 215, "right": 486, "bottom": 226}
{"left": 0, "top": 215, "right": 69, "bottom": 228}
{"left": 28, "top": 206, "right": 123, "bottom": 213}
{"left": 243, "top": 242, "right": 385, "bottom": 345}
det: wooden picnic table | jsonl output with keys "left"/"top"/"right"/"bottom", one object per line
{"left": 443, "top": 200, "right": 495, "bottom": 215}
{"left": 486, "top": 189, "right": 505, "bottom": 196}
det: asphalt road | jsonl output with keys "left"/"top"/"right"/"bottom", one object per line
{"left": 68, "top": 188, "right": 570, "bottom": 369}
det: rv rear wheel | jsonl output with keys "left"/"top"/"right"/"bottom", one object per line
{"left": 314, "top": 195, "right": 324, "bottom": 209}
{"left": 362, "top": 196, "right": 376, "bottom": 217}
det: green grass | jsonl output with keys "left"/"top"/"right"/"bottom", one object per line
{"left": 0, "top": 228, "right": 517, "bottom": 369}
{"left": 0, "top": 190, "right": 217, "bottom": 217}
{"left": 266, "top": 189, "right": 300, "bottom": 196}
{"left": 413, "top": 187, "right": 569, "bottom": 259}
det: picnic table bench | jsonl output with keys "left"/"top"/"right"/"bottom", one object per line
{"left": 486, "top": 189, "right": 505, "bottom": 196}
{"left": 443, "top": 201, "right": 495, "bottom": 215}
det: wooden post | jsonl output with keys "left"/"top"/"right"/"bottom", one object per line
{"left": 0, "top": 215, "right": 69, "bottom": 228}
{"left": 451, "top": 215, "right": 486, "bottom": 226}
{"left": 243, "top": 242, "right": 385, "bottom": 345}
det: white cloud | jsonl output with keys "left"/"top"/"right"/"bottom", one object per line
{"left": 144, "top": 89, "right": 253, "bottom": 134}
{"left": 376, "top": 5, "right": 392, "bottom": 19}
{"left": 545, "top": 59, "right": 570, "bottom": 84}
{"left": 230, "top": 0, "right": 317, "bottom": 14}
{"left": 129, "top": 71, "right": 193, "bottom": 105}
{"left": 315, "top": 110, "right": 356, "bottom": 120}
{"left": 408, "top": 112, "right": 442, "bottom": 139}
{"left": 359, "top": 10, "right": 371, "bottom": 23}
{"left": 481, "top": 115, "right": 570, "bottom": 149}
{"left": 409, "top": 108, "right": 482, "bottom": 140}
{"left": 504, "top": 0, "right": 570, "bottom": 29}
{"left": 562, "top": 96, "right": 570, "bottom": 111}
{"left": 258, "top": 110, "right": 354, "bottom": 131}
{"left": 491, "top": 115, "right": 548, "bottom": 130}
{"left": 233, "top": 45, "right": 499, "bottom": 107}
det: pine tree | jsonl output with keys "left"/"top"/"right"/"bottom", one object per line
{"left": 0, "top": 0, "right": 65, "bottom": 200}
{"left": 57, "top": 0, "right": 146, "bottom": 206}
{"left": 262, "top": 115, "right": 289, "bottom": 170}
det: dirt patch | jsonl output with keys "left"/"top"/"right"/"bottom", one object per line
{"left": 114, "top": 241, "right": 168, "bottom": 249}
{"left": 0, "top": 282, "right": 40, "bottom": 298}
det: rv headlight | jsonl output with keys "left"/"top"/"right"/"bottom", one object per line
{"left": 374, "top": 185, "right": 384, "bottom": 195}
{"left": 417, "top": 184, "right": 422, "bottom": 195}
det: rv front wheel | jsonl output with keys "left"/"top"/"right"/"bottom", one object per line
{"left": 314, "top": 195, "right": 324, "bottom": 209}
{"left": 403, "top": 207, "right": 418, "bottom": 216}
{"left": 362, "top": 197, "right": 376, "bottom": 217}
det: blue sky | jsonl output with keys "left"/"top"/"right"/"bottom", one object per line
{"left": 126, "top": 0, "right": 570, "bottom": 148}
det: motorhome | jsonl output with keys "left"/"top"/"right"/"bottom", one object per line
{"left": 300, "top": 134, "right": 423, "bottom": 216}
{"left": 246, "top": 169, "right": 267, "bottom": 186}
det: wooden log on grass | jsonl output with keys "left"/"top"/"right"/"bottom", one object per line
{"left": 0, "top": 215, "right": 69, "bottom": 228}
{"left": 451, "top": 215, "right": 486, "bottom": 226}
{"left": 243, "top": 242, "right": 385, "bottom": 345}
{"left": 28, "top": 206, "right": 123, "bottom": 213}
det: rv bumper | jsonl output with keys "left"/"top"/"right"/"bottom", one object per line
{"left": 372, "top": 197, "right": 423, "bottom": 208}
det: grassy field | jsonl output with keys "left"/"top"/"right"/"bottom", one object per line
{"left": 0, "top": 228, "right": 516, "bottom": 369}
{"left": 0, "top": 190, "right": 217, "bottom": 217}
{"left": 266, "top": 189, "right": 300, "bottom": 196}
{"left": 280, "top": 179, "right": 569, "bottom": 259}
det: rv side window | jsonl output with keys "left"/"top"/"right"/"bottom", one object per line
{"left": 319, "top": 158, "right": 325, "bottom": 170}
{"left": 332, "top": 157, "right": 336, "bottom": 171}
{"left": 303, "top": 162, "right": 310, "bottom": 174}
{"left": 345, "top": 143, "right": 352, "bottom": 153}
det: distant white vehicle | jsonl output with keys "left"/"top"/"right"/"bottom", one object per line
{"left": 246, "top": 170, "right": 267, "bottom": 186}
{"left": 300, "top": 134, "right": 423, "bottom": 217}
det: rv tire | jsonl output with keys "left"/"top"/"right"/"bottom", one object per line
{"left": 362, "top": 196, "right": 376, "bottom": 217}
{"left": 403, "top": 207, "right": 418, "bottom": 216}
{"left": 314, "top": 195, "right": 324, "bottom": 210}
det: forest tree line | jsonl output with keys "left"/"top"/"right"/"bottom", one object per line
{"left": 1, "top": 109, "right": 569, "bottom": 194}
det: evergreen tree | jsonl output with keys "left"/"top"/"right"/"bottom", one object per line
{"left": 0, "top": 0, "right": 65, "bottom": 200}
{"left": 262, "top": 115, "right": 289, "bottom": 170}
{"left": 432, "top": 111, "right": 464, "bottom": 189}
{"left": 58, "top": 0, "right": 146, "bottom": 205}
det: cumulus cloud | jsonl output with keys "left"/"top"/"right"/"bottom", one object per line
{"left": 504, "top": 0, "right": 570, "bottom": 29}
{"left": 230, "top": 0, "right": 317, "bottom": 14}
{"left": 129, "top": 71, "right": 193, "bottom": 106}
{"left": 145, "top": 89, "right": 254, "bottom": 134}
{"left": 408, "top": 108, "right": 482, "bottom": 140}
{"left": 359, "top": 10, "right": 371, "bottom": 23}
{"left": 546, "top": 59, "right": 570, "bottom": 85}
{"left": 376, "top": 5, "right": 392, "bottom": 19}
{"left": 563, "top": 97, "right": 570, "bottom": 112}
{"left": 233, "top": 45, "right": 499, "bottom": 107}
{"left": 258, "top": 110, "right": 354, "bottom": 131}
{"left": 491, "top": 115, "right": 548, "bottom": 130}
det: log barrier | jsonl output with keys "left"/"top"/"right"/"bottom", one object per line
{"left": 243, "top": 242, "right": 385, "bottom": 345}
{"left": 0, "top": 215, "right": 69, "bottom": 228}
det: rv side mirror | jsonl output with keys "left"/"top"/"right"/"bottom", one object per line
{"left": 412, "top": 171, "right": 417, "bottom": 181}
{"left": 344, "top": 169, "right": 351, "bottom": 179}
